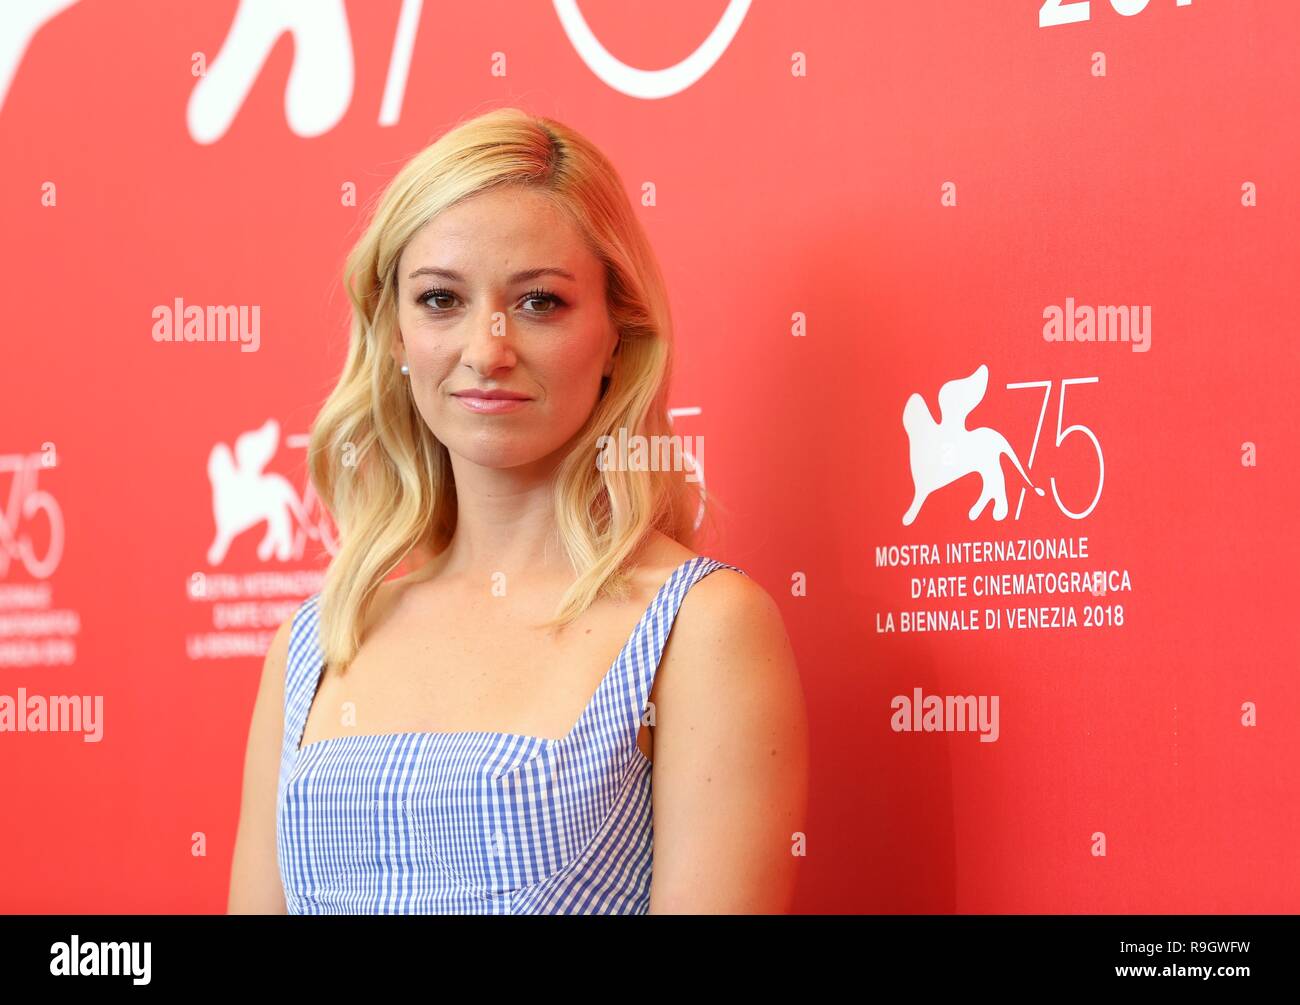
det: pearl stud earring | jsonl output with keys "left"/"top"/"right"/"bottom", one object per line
{"left": 400, "top": 363, "right": 409, "bottom": 375}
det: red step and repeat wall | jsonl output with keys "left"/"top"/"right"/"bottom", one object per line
{"left": 1, "top": 1, "right": 1296, "bottom": 913}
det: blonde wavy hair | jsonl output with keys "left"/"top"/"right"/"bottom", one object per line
{"left": 306, "top": 106, "right": 719, "bottom": 673}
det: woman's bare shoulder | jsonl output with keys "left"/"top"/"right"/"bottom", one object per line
{"left": 684, "top": 561, "right": 775, "bottom": 631}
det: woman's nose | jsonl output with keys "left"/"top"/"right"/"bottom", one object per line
{"left": 460, "top": 305, "right": 517, "bottom": 375}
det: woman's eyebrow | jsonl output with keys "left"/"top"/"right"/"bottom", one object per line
{"left": 407, "top": 265, "right": 577, "bottom": 283}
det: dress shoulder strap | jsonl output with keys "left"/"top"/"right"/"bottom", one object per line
{"left": 565, "top": 555, "right": 747, "bottom": 763}
{"left": 276, "top": 592, "right": 323, "bottom": 804}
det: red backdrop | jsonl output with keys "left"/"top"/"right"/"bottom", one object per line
{"left": 1, "top": 0, "right": 1296, "bottom": 913}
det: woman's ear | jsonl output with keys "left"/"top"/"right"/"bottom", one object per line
{"left": 603, "top": 326, "right": 621, "bottom": 376}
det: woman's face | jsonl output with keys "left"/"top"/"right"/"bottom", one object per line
{"left": 392, "top": 185, "right": 619, "bottom": 472}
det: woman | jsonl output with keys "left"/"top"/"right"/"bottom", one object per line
{"left": 227, "top": 107, "right": 808, "bottom": 914}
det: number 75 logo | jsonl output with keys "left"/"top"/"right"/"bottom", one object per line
{"left": 902, "top": 364, "right": 1104, "bottom": 526}
{"left": 1005, "top": 377, "right": 1104, "bottom": 520}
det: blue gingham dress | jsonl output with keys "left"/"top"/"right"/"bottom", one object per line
{"left": 276, "top": 555, "right": 744, "bottom": 914}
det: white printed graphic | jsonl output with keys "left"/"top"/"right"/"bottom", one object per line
{"left": 552, "top": 0, "right": 751, "bottom": 99}
{"left": 1039, "top": 0, "right": 1194, "bottom": 30}
{"left": 902, "top": 364, "right": 1044, "bottom": 526}
{"left": 206, "top": 419, "right": 335, "bottom": 565}
{"left": 0, "top": 447, "right": 78, "bottom": 667}
{"left": 186, "top": 0, "right": 355, "bottom": 144}
{"left": 0, "top": 0, "right": 77, "bottom": 115}
{"left": 0, "top": 450, "right": 64, "bottom": 580}
{"left": 667, "top": 405, "right": 708, "bottom": 531}
{"left": 3, "top": 0, "right": 749, "bottom": 136}
{"left": 1005, "top": 376, "right": 1105, "bottom": 520}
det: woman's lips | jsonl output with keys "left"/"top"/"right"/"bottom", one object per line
{"left": 453, "top": 394, "right": 530, "bottom": 414}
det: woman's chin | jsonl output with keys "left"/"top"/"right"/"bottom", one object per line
{"left": 446, "top": 440, "right": 553, "bottom": 471}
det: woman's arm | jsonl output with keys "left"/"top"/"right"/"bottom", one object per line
{"left": 226, "top": 614, "right": 292, "bottom": 914}
{"left": 647, "top": 571, "right": 810, "bottom": 913}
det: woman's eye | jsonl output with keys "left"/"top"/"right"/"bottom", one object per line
{"left": 421, "top": 289, "right": 457, "bottom": 311}
{"left": 520, "top": 289, "right": 564, "bottom": 315}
